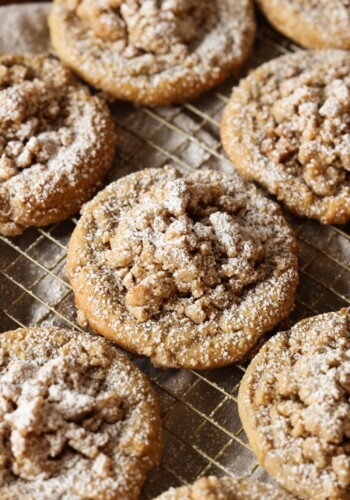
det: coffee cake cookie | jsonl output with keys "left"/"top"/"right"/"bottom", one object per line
{"left": 49, "top": 0, "right": 256, "bottom": 106}
{"left": 0, "top": 3, "right": 51, "bottom": 54}
{"left": 0, "top": 326, "right": 162, "bottom": 499}
{"left": 239, "top": 308, "right": 350, "bottom": 499}
{"left": 221, "top": 50, "right": 350, "bottom": 225}
{"left": 67, "top": 166, "right": 298, "bottom": 370}
{"left": 0, "top": 54, "right": 116, "bottom": 237}
{"left": 257, "top": 0, "right": 350, "bottom": 49}
{"left": 153, "top": 475, "right": 294, "bottom": 499}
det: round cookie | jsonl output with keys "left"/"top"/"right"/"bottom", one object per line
{"left": 67, "top": 166, "right": 298, "bottom": 370}
{"left": 221, "top": 50, "right": 350, "bottom": 225}
{"left": 257, "top": 0, "right": 350, "bottom": 50}
{"left": 153, "top": 475, "right": 294, "bottom": 499}
{"left": 49, "top": 0, "right": 256, "bottom": 107}
{"left": 238, "top": 308, "right": 350, "bottom": 499}
{"left": 0, "top": 326, "right": 162, "bottom": 499}
{"left": 0, "top": 53, "right": 116, "bottom": 237}
{"left": 0, "top": 3, "right": 51, "bottom": 54}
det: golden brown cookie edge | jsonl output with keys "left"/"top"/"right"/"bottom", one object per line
{"left": 67, "top": 167, "right": 299, "bottom": 370}
{"left": 48, "top": 0, "right": 256, "bottom": 107}
{"left": 0, "top": 325, "right": 163, "bottom": 498}
{"left": 0, "top": 53, "right": 117, "bottom": 237}
{"left": 238, "top": 309, "right": 350, "bottom": 499}
{"left": 257, "top": 0, "right": 350, "bottom": 50}
{"left": 220, "top": 50, "right": 350, "bottom": 225}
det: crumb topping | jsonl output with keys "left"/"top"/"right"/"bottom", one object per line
{"left": 0, "top": 327, "right": 161, "bottom": 499}
{"left": 50, "top": 0, "right": 255, "bottom": 102}
{"left": 68, "top": 166, "right": 298, "bottom": 369}
{"left": 275, "top": 347, "right": 350, "bottom": 486}
{"left": 0, "top": 59, "right": 75, "bottom": 182}
{"left": 260, "top": 346, "right": 350, "bottom": 480}
{"left": 259, "top": 57, "right": 350, "bottom": 198}
{"left": 222, "top": 50, "right": 350, "bottom": 224}
{"left": 105, "top": 176, "right": 267, "bottom": 324}
{"left": 64, "top": 0, "right": 222, "bottom": 76}
{"left": 244, "top": 309, "right": 350, "bottom": 498}
{"left": 0, "top": 54, "right": 116, "bottom": 237}
{"left": 71, "top": 0, "right": 216, "bottom": 64}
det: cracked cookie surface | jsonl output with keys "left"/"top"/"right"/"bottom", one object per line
{"left": 257, "top": 0, "right": 350, "bottom": 49}
{"left": 153, "top": 475, "right": 294, "bottom": 499}
{"left": 0, "top": 54, "right": 116, "bottom": 236}
{"left": 67, "top": 166, "right": 298, "bottom": 370}
{"left": 0, "top": 326, "right": 162, "bottom": 500}
{"left": 221, "top": 50, "right": 350, "bottom": 225}
{"left": 49, "top": 0, "right": 255, "bottom": 106}
{"left": 238, "top": 308, "right": 350, "bottom": 499}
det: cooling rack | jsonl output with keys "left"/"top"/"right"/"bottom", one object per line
{"left": 1, "top": 11, "right": 350, "bottom": 498}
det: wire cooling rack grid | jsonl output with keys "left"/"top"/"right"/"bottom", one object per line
{"left": 1, "top": 14, "right": 350, "bottom": 498}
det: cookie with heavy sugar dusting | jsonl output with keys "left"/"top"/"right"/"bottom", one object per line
{"left": 0, "top": 53, "right": 116, "bottom": 236}
{"left": 239, "top": 308, "right": 350, "bottom": 499}
{"left": 67, "top": 166, "right": 298, "bottom": 370}
{"left": 0, "top": 326, "right": 162, "bottom": 500}
{"left": 153, "top": 475, "right": 294, "bottom": 499}
{"left": 49, "top": 0, "right": 256, "bottom": 106}
{"left": 221, "top": 50, "right": 350, "bottom": 225}
{"left": 257, "top": 0, "right": 350, "bottom": 49}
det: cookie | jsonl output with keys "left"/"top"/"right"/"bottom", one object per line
{"left": 221, "top": 50, "right": 350, "bottom": 225}
{"left": 49, "top": 0, "right": 256, "bottom": 107}
{"left": 0, "top": 3, "right": 51, "bottom": 54}
{"left": 257, "top": 0, "right": 350, "bottom": 50}
{"left": 238, "top": 308, "right": 350, "bottom": 499}
{"left": 67, "top": 166, "right": 298, "bottom": 370}
{"left": 153, "top": 475, "right": 294, "bottom": 499}
{"left": 0, "top": 54, "right": 116, "bottom": 237}
{"left": 0, "top": 326, "right": 162, "bottom": 499}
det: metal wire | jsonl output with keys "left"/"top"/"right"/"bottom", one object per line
{"left": 0, "top": 17, "right": 350, "bottom": 498}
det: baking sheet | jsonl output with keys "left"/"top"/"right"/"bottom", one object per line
{"left": 0, "top": 5, "right": 349, "bottom": 498}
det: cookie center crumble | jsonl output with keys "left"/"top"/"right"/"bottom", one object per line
{"left": 105, "top": 177, "right": 267, "bottom": 324}
{"left": 261, "top": 71, "right": 350, "bottom": 197}
{"left": 0, "top": 341, "right": 125, "bottom": 482}
{"left": 258, "top": 345, "right": 350, "bottom": 489}
{"left": 0, "top": 61, "right": 75, "bottom": 183}
{"left": 70, "top": 0, "right": 216, "bottom": 58}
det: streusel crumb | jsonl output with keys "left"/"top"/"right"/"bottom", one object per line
{"left": 67, "top": 166, "right": 298, "bottom": 369}
{"left": 0, "top": 54, "right": 116, "bottom": 236}
{"left": 239, "top": 309, "right": 350, "bottom": 499}
{"left": 49, "top": 0, "right": 256, "bottom": 105}
{"left": 222, "top": 50, "right": 350, "bottom": 224}
{"left": 0, "top": 327, "right": 162, "bottom": 500}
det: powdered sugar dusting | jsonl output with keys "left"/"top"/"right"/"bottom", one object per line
{"left": 258, "top": 0, "right": 350, "bottom": 49}
{"left": 0, "top": 54, "right": 116, "bottom": 236}
{"left": 222, "top": 50, "right": 350, "bottom": 224}
{"left": 0, "top": 3, "right": 51, "bottom": 54}
{"left": 240, "top": 309, "right": 350, "bottom": 499}
{"left": 67, "top": 166, "right": 298, "bottom": 370}
{"left": 0, "top": 326, "right": 161, "bottom": 499}
{"left": 49, "top": 0, "right": 255, "bottom": 105}
{"left": 105, "top": 175, "right": 268, "bottom": 324}
{"left": 154, "top": 474, "right": 293, "bottom": 499}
